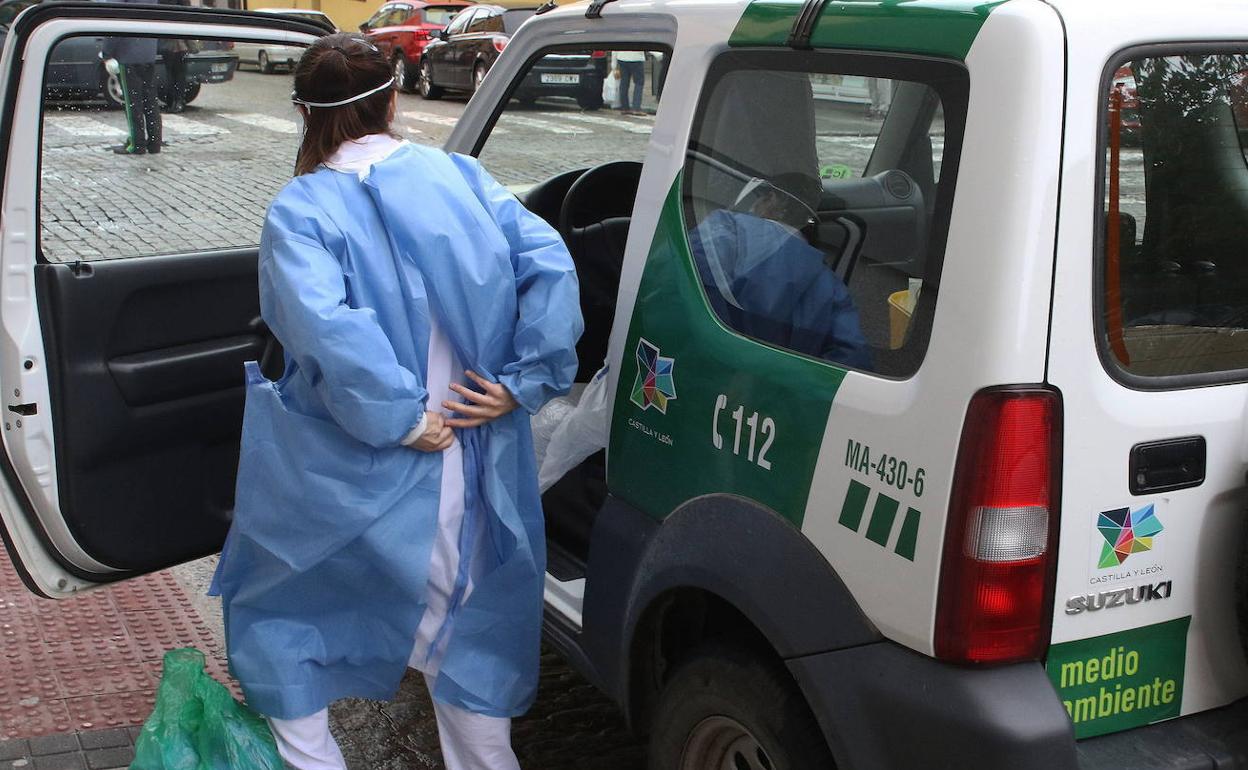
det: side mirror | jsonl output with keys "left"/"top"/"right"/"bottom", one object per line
{"left": 358, "top": 22, "right": 369, "bottom": 32}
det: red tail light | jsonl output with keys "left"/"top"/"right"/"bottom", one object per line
{"left": 493, "top": 37, "right": 507, "bottom": 53}
{"left": 412, "top": 28, "right": 431, "bottom": 40}
{"left": 934, "top": 387, "right": 1062, "bottom": 665}
{"left": 591, "top": 50, "right": 607, "bottom": 58}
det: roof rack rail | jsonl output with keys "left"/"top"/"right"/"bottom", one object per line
{"left": 585, "top": 0, "right": 618, "bottom": 19}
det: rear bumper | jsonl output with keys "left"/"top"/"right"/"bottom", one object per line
{"left": 790, "top": 641, "right": 1248, "bottom": 769}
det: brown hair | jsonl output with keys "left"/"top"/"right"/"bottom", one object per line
{"left": 292, "top": 34, "right": 397, "bottom": 176}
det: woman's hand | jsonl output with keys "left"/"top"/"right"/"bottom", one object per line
{"left": 411, "top": 411, "right": 454, "bottom": 452}
{"left": 444, "top": 370, "right": 519, "bottom": 428}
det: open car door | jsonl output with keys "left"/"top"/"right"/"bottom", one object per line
{"left": 0, "top": 2, "right": 321, "bottom": 597}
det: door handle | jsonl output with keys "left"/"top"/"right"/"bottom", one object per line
{"left": 1129, "top": 436, "right": 1205, "bottom": 495}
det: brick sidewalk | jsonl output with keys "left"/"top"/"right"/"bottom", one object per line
{"left": 0, "top": 548, "right": 240, "bottom": 766}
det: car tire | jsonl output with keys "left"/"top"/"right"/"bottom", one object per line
{"left": 258, "top": 50, "right": 274, "bottom": 75}
{"left": 394, "top": 54, "right": 415, "bottom": 93}
{"left": 182, "top": 82, "right": 201, "bottom": 105}
{"left": 103, "top": 69, "right": 125, "bottom": 109}
{"left": 577, "top": 90, "right": 603, "bottom": 111}
{"left": 648, "top": 642, "right": 835, "bottom": 770}
{"left": 473, "top": 62, "right": 487, "bottom": 93}
{"left": 419, "top": 58, "right": 444, "bottom": 100}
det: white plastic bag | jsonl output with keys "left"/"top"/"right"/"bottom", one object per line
{"left": 534, "top": 365, "right": 611, "bottom": 492}
{"left": 602, "top": 69, "right": 619, "bottom": 108}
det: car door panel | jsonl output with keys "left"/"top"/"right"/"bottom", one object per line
{"left": 0, "top": 5, "right": 320, "bottom": 595}
{"left": 34, "top": 252, "right": 263, "bottom": 572}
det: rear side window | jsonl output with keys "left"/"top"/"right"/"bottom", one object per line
{"left": 502, "top": 10, "right": 534, "bottom": 34}
{"left": 1102, "top": 51, "right": 1248, "bottom": 382}
{"left": 422, "top": 7, "right": 461, "bottom": 26}
{"left": 682, "top": 52, "right": 967, "bottom": 377}
{"left": 466, "top": 10, "right": 502, "bottom": 34}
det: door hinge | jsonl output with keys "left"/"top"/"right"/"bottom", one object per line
{"left": 7, "top": 403, "right": 37, "bottom": 416}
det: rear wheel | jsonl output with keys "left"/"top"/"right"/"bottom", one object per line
{"left": 104, "top": 69, "right": 125, "bottom": 109}
{"left": 393, "top": 54, "right": 415, "bottom": 93}
{"left": 419, "top": 58, "right": 443, "bottom": 99}
{"left": 258, "top": 50, "right": 273, "bottom": 75}
{"left": 648, "top": 643, "right": 834, "bottom": 770}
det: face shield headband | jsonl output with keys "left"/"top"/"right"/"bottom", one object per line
{"left": 291, "top": 76, "right": 395, "bottom": 108}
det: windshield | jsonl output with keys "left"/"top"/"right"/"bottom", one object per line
{"left": 423, "top": 6, "right": 460, "bottom": 25}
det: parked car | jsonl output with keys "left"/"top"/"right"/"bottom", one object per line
{"left": 419, "top": 5, "right": 561, "bottom": 102}
{"left": 2, "top": 2, "right": 1248, "bottom": 770}
{"left": 234, "top": 7, "right": 335, "bottom": 72}
{"left": 359, "top": 0, "right": 469, "bottom": 93}
{"left": 45, "top": 34, "right": 237, "bottom": 108}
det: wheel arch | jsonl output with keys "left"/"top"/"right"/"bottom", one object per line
{"left": 578, "top": 494, "right": 880, "bottom": 731}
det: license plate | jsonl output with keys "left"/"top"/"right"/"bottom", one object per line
{"left": 540, "top": 73, "right": 578, "bottom": 84}
{"left": 210, "top": 63, "right": 231, "bottom": 73}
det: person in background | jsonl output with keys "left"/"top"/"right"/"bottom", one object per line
{"left": 157, "top": 0, "right": 192, "bottom": 113}
{"left": 102, "top": 4, "right": 162, "bottom": 155}
{"left": 210, "top": 34, "right": 582, "bottom": 770}
{"left": 615, "top": 49, "right": 646, "bottom": 115}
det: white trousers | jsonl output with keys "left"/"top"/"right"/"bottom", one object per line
{"left": 267, "top": 683, "right": 520, "bottom": 770}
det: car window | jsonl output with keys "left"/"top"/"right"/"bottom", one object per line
{"left": 682, "top": 51, "right": 968, "bottom": 377}
{"left": 422, "top": 6, "right": 460, "bottom": 26}
{"left": 444, "top": 8, "right": 475, "bottom": 34}
{"left": 466, "top": 10, "right": 502, "bottom": 34}
{"left": 389, "top": 6, "right": 413, "bottom": 24}
{"left": 1102, "top": 52, "right": 1248, "bottom": 381}
{"left": 476, "top": 47, "right": 667, "bottom": 191}
{"left": 39, "top": 33, "right": 307, "bottom": 262}
{"left": 501, "top": 9, "right": 534, "bottom": 34}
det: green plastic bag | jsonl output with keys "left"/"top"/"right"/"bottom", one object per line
{"left": 130, "top": 648, "right": 285, "bottom": 770}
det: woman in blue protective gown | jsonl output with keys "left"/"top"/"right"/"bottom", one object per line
{"left": 209, "top": 34, "right": 582, "bottom": 770}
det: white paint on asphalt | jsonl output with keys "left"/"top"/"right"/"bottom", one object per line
{"left": 45, "top": 114, "right": 126, "bottom": 138}
{"left": 402, "top": 110, "right": 464, "bottom": 128}
{"left": 161, "top": 114, "right": 228, "bottom": 136}
{"left": 499, "top": 115, "right": 592, "bottom": 135}
{"left": 559, "top": 112, "right": 651, "bottom": 134}
{"left": 225, "top": 112, "right": 300, "bottom": 134}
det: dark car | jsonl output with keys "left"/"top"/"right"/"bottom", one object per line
{"left": 360, "top": 0, "right": 470, "bottom": 92}
{"left": 421, "top": 5, "right": 606, "bottom": 105}
{"left": 0, "top": 0, "right": 237, "bottom": 107}
{"left": 45, "top": 34, "right": 237, "bottom": 108}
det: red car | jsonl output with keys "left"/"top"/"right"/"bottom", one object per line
{"left": 359, "top": 0, "right": 472, "bottom": 93}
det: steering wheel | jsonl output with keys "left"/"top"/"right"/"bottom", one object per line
{"left": 558, "top": 160, "right": 644, "bottom": 241}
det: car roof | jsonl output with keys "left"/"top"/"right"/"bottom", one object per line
{"left": 380, "top": 0, "right": 471, "bottom": 8}
{"left": 253, "top": 7, "right": 329, "bottom": 14}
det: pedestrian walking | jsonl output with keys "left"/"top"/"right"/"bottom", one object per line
{"left": 615, "top": 49, "right": 646, "bottom": 114}
{"left": 102, "top": 4, "right": 162, "bottom": 155}
{"left": 208, "top": 33, "right": 583, "bottom": 770}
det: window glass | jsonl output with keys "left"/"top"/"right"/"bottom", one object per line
{"left": 39, "top": 34, "right": 308, "bottom": 261}
{"left": 422, "top": 6, "right": 460, "bottom": 26}
{"left": 443, "top": 9, "right": 474, "bottom": 35}
{"left": 501, "top": 9, "right": 535, "bottom": 34}
{"left": 1103, "top": 53, "right": 1248, "bottom": 378}
{"left": 466, "top": 11, "right": 502, "bottom": 34}
{"left": 682, "top": 54, "right": 965, "bottom": 376}
{"left": 476, "top": 48, "right": 666, "bottom": 190}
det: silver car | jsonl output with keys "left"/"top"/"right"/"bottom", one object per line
{"left": 234, "top": 8, "right": 334, "bottom": 73}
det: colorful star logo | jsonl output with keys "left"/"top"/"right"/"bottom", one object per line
{"left": 629, "top": 338, "right": 676, "bottom": 414}
{"left": 1097, "top": 504, "right": 1163, "bottom": 569}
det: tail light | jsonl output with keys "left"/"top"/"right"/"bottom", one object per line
{"left": 493, "top": 37, "right": 507, "bottom": 53}
{"left": 411, "top": 28, "right": 430, "bottom": 40}
{"left": 934, "top": 387, "right": 1062, "bottom": 665}
{"left": 591, "top": 50, "right": 607, "bottom": 58}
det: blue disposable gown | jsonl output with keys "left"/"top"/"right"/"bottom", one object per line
{"left": 688, "top": 209, "right": 871, "bottom": 369}
{"left": 211, "top": 143, "right": 582, "bottom": 720}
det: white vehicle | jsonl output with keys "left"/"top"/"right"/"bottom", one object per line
{"left": 233, "top": 7, "right": 333, "bottom": 73}
{"left": 0, "top": 0, "right": 1246, "bottom": 768}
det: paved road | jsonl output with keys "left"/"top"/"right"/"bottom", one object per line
{"left": 38, "top": 68, "right": 658, "bottom": 263}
